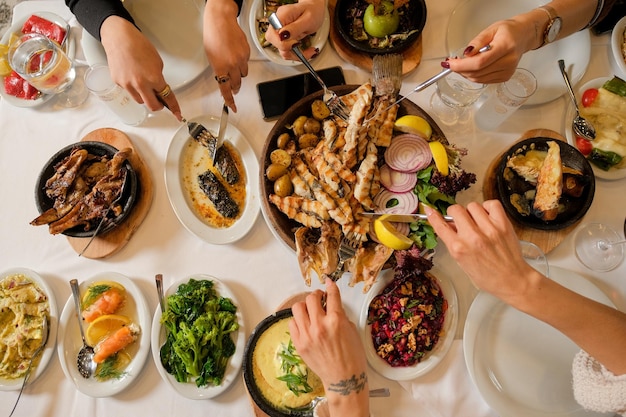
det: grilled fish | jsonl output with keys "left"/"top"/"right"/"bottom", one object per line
{"left": 198, "top": 170, "right": 239, "bottom": 218}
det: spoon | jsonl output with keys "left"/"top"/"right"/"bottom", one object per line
{"left": 558, "top": 59, "right": 596, "bottom": 141}
{"left": 70, "top": 279, "right": 96, "bottom": 378}
{"left": 596, "top": 239, "right": 626, "bottom": 251}
{"left": 8, "top": 315, "right": 49, "bottom": 417}
{"left": 155, "top": 273, "right": 166, "bottom": 313}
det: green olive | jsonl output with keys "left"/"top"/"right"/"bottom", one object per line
{"left": 274, "top": 174, "right": 293, "bottom": 197}
{"left": 266, "top": 163, "right": 288, "bottom": 182}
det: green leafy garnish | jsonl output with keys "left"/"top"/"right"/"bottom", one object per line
{"left": 276, "top": 338, "right": 313, "bottom": 396}
{"left": 81, "top": 284, "right": 112, "bottom": 309}
{"left": 95, "top": 354, "right": 126, "bottom": 381}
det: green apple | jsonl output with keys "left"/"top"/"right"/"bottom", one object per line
{"left": 363, "top": 1, "right": 400, "bottom": 38}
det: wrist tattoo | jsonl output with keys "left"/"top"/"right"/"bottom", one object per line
{"left": 327, "top": 372, "right": 368, "bottom": 396}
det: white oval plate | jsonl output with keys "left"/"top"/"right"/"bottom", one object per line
{"left": 248, "top": 0, "right": 330, "bottom": 66}
{"left": 564, "top": 77, "right": 626, "bottom": 181}
{"left": 610, "top": 16, "right": 626, "bottom": 78}
{"left": 151, "top": 274, "right": 245, "bottom": 399}
{"left": 0, "top": 11, "right": 75, "bottom": 108}
{"left": 0, "top": 267, "right": 58, "bottom": 390}
{"left": 447, "top": 0, "right": 590, "bottom": 105}
{"left": 165, "top": 115, "right": 260, "bottom": 244}
{"left": 81, "top": 0, "right": 208, "bottom": 91}
{"left": 463, "top": 267, "right": 613, "bottom": 417}
{"left": 359, "top": 267, "right": 458, "bottom": 381}
{"left": 57, "top": 272, "right": 151, "bottom": 397}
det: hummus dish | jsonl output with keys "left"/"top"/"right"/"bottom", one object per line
{"left": 0, "top": 273, "right": 49, "bottom": 379}
{"left": 250, "top": 315, "right": 324, "bottom": 412}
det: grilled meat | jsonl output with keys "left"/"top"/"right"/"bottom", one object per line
{"left": 198, "top": 170, "right": 239, "bottom": 218}
{"left": 214, "top": 146, "right": 240, "bottom": 185}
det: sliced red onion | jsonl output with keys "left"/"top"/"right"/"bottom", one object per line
{"left": 379, "top": 164, "right": 418, "bottom": 193}
{"left": 372, "top": 189, "right": 419, "bottom": 214}
{"left": 384, "top": 134, "right": 433, "bottom": 173}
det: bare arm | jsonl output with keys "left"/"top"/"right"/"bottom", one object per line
{"left": 289, "top": 279, "right": 370, "bottom": 417}
{"left": 448, "top": 0, "right": 611, "bottom": 83}
{"left": 425, "top": 200, "right": 626, "bottom": 375}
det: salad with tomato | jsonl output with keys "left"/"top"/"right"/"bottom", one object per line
{"left": 575, "top": 76, "right": 626, "bottom": 171}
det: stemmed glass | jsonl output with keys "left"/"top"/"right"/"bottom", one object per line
{"left": 520, "top": 240, "right": 549, "bottom": 278}
{"left": 8, "top": 32, "right": 87, "bottom": 107}
{"left": 574, "top": 223, "right": 625, "bottom": 271}
{"left": 429, "top": 70, "right": 486, "bottom": 126}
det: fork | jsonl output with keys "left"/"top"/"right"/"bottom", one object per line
{"left": 267, "top": 13, "right": 351, "bottom": 122}
{"left": 329, "top": 232, "right": 360, "bottom": 281}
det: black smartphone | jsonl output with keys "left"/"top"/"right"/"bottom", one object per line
{"left": 257, "top": 66, "right": 346, "bottom": 120}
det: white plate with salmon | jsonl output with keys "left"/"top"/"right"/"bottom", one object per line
{"left": 57, "top": 272, "right": 151, "bottom": 397}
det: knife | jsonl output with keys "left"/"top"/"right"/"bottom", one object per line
{"left": 361, "top": 212, "right": 454, "bottom": 222}
{"left": 212, "top": 104, "right": 229, "bottom": 164}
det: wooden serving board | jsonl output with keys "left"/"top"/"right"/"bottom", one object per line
{"left": 67, "top": 128, "right": 153, "bottom": 258}
{"left": 247, "top": 292, "right": 311, "bottom": 417}
{"left": 328, "top": 0, "right": 422, "bottom": 75}
{"left": 482, "top": 128, "right": 580, "bottom": 254}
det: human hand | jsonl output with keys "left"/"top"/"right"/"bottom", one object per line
{"left": 100, "top": 16, "right": 182, "bottom": 121}
{"left": 203, "top": 0, "right": 250, "bottom": 112}
{"left": 424, "top": 200, "right": 542, "bottom": 302}
{"left": 264, "top": 0, "right": 326, "bottom": 61}
{"left": 445, "top": 17, "right": 536, "bottom": 84}
{"left": 289, "top": 279, "right": 369, "bottom": 417}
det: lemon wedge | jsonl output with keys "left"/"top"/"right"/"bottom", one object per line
{"left": 86, "top": 314, "right": 132, "bottom": 347}
{"left": 394, "top": 115, "right": 432, "bottom": 140}
{"left": 0, "top": 56, "right": 11, "bottom": 77}
{"left": 429, "top": 141, "right": 449, "bottom": 176}
{"left": 373, "top": 215, "right": 414, "bottom": 250}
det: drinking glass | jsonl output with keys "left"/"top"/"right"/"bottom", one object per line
{"left": 429, "top": 71, "right": 486, "bottom": 125}
{"left": 474, "top": 68, "right": 537, "bottom": 131}
{"left": 520, "top": 240, "right": 549, "bottom": 278}
{"left": 84, "top": 64, "right": 147, "bottom": 126}
{"left": 574, "top": 223, "right": 625, "bottom": 271}
{"left": 8, "top": 32, "right": 87, "bottom": 107}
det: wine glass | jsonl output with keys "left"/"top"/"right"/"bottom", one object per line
{"left": 574, "top": 223, "right": 625, "bottom": 271}
{"left": 520, "top": 240, "right": 549, "bottom": 278}
{"left": 8, "top": 32, "right": 88, "bottom": 107}
{"left": 429, "top": 70, "right": 486, "bottom": 126}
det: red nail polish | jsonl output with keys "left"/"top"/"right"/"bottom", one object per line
{"left": 440, "top": 60, "right": 450, "bottom": 69}
{"left": 280, "top": 30, "right": 290, "bottom": 41}
{"left": 463, "top": 45, "right": 474, "bottom": 55}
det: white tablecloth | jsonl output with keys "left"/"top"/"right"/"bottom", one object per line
{"left": 0, "top": 1, "right": 624, "bottom": 416}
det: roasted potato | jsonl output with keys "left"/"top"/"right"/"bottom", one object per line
{"left": 266, "top": 163, "right": 288, "bottom": 181}
{"left": 291, "top": 115, "right": 308, "bottom": 137}
{"left": 311, "top": 99, "right": 331, "bottom": 120}
{"left": 270, "top": 149, "right": 292, "bottom": 167}
{"left": 276, "top": 133, "right": 291, "bottom": 150}
{"left": 304, "top": 118, "right": 321, "bottom": 134}
{"left": 274, "top": 174, "right": 293, "bottom": 197}
{"left": 298, "top": 133, "right": 320, "bottom": 149}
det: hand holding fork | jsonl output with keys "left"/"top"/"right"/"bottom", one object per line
{"left": 328, "top": 232, "right": 360, "bottom": 281}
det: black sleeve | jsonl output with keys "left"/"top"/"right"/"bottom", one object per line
{"left": 234, "top": 0, "right": 244, "bottom": 15}
{"left": 64, "top": 0, "right": 136, "bottom": 41}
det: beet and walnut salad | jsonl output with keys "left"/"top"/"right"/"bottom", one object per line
{"left": 367, "top": 248, "right": 447, "bottom": 367}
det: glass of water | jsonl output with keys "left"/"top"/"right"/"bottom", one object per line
{"left": 8, "top": 32, "right": 87, "bottom": 107}
{"left": 429, "top": 71, "right": 486, "bottom": 126}
{"left": 474, "top": 68, "right": 537, "bottom": 131}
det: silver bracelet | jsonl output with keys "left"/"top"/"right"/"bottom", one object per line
{"left": 585, "top": 0, "right": 605, "bottom": 28}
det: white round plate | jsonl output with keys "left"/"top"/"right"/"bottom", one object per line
{"left": 0, "top": 12, "right": 75, "bottom": 108}
{"left": 151, "top": 274, "right": 245, "bottom": 399}
{"left": 81, "top": 0, "right": 208, "bottom": 91}
{"left": 564, "top": 77, "right": 626, "bottom": 181}
{"left": 463, "top": 267, "right": 613, "bottom": 417}
{"left": 165, "top": 115, "right": 260, "bottom": 244}
{"left": 610, "top": 16, "right": 626, "bottom": 78}
{"left": 249, "top": 0, "right": 331, "bottom": 66}
{"left": 0, "top": 267, "right": 57, "bottom": 390}
{"left": 447, "top": 0, "right": 590, "bottom": 105}
{"left": 359, "top": 267, "right": 458, "bottom": 381}
{"left": 57, "top": 272, "right": 151, "bottom": 397}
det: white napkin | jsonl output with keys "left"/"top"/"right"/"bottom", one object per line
{"left": 397, "top": 340, "right": 498, "bottom": 417}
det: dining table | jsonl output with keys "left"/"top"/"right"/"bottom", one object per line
{"left": 1, "top": 0, "right": 625, "bottom": 416}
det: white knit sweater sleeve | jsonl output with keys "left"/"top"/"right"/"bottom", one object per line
{"left": 572, "top": 350, "right": 626, "bottom": 415}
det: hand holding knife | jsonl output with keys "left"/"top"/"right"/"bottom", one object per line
{"left": 212, "top": 104, "right": 229, "bottom": 165}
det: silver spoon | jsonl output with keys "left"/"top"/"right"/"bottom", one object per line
{"left": 155, "top": 273, "right": 166, "bottom": 313}
{"left": 8, "top": 315, "right": 49, "bottom": 417}
{"left": 70, "top": 279, "right": 96, "bottom": 378}
{"left": 558, "top": 59, "right": 596, "bottom": 141}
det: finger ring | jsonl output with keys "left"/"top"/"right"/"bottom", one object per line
{"left": 157, "top": 84, "right": 171, "bottom": 98}
{"left": 215, "top": 75, "right": 230, "bottom": 84}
